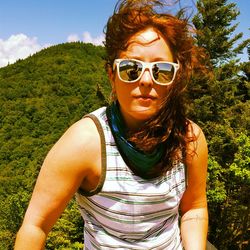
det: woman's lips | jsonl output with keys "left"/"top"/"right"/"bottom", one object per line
{"left": 135, "top": 95, "right": 156, "bottom": 100}
{"left": 134, "top": 95, "right": 156, "bottom": 105}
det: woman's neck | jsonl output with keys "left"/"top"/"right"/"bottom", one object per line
{"left": 119, "top": 107, "right": 148, "bottom": 134}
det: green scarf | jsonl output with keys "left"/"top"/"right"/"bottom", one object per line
{"left": 106, "top": 102, "right": 164, "bottom": 179}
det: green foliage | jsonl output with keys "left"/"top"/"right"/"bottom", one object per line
{"left": 229, "top": 133, "right": 250, "bottom": 185}
{"left": 207, "top": 157, "right": 227, "bottom": 204}
{"left": 207, "top": 133, "right": 250, "bottom": 249}
{"left": 46, "top": 200, "right": 84, "bottom": 250}
{"left": 192, "top": 1, "right": 250, "bottom": 249}
{"left": 0, "top": 191, "right": 30, "bottom": 249}
{"left": 193, "top": 0, "right": 250, "bottom": 65}
{"left": 0, "top": 42, "right": 110, "bottom": 249}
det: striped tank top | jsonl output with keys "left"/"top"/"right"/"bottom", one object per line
{"left": 75, "top": 107, "right": 186, "bottom": 249}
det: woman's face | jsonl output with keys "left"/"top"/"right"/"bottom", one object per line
{"left": 110, "top": 27, "right": 174, "bottom": 130}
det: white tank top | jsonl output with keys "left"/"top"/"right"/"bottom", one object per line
{"left": 76, "top": 107, "right": 186, "bottom": 249}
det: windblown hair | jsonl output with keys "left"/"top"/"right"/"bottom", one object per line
{"left": 104, "top": 0, "right": 208, "bottom": 176}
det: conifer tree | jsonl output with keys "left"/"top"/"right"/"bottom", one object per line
{"left": 190, "top": 0, "right": 250, "bottom": 138}
{"left": 193, "top": 0, "right": 249, "bottom": 65}
{"left": 190, "top": 1, "right": 250, "bottom": 249}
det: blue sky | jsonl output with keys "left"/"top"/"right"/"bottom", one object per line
{"left": 0, "top": 0, "right": 249, "bottom": 67}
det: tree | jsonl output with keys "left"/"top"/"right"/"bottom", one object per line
{"left": 190, "top": 0, "right": 250, "bottom": 249}
{"left": 192, "top": 0, "right": 250, "bottom": 65}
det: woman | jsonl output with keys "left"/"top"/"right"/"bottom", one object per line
{"left": 15, "top": 0, "right": 208, "bottom": 249}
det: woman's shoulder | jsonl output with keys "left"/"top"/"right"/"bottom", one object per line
{"left": 64, "top": 116, "right": 101, "bottom": 157}
{"left": 69, "top": 116, "right": 101, "bottom": 140}
{"left": 185, "top": 120, "right": 208, "bottom": 165}
{"left": 44, "top": 116, "right": 102, "bottom": 178}
{"left": 186, "top": 120, "right": 204, "bottom": 140}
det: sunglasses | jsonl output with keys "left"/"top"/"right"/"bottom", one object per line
{"left": 113, "top": 58, "right": 179, "bottom": 86}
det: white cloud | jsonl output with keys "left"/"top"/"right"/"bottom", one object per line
{"left": 82, "top": 31, "right": 104, "bottom": 46}
{"left": 0, "top": 33, "right": 44, "bottom": 68}
{"left": 67, "top": 34, "right": 80, "bottom": 43}
{"left": 67, "top": 31, "right": 104, "bottom": 46}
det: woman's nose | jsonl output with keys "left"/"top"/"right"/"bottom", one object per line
{"left": 139, "top": 69, "right": 153, "bottom": 87}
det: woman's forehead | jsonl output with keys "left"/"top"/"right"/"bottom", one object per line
{"left": 119, "top": 27, "right": 173, "bottom": 61}
{"left": 129, "top": 27, "right": 161, "bottom": 45}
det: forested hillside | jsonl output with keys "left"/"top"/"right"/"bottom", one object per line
{"left": 0, "top": 4, "right": 249, "bottom": 247}
{"left": 0, "top": 42, "right": 110, "bottom": 249}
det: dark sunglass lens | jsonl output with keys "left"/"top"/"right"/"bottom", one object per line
{"left": 119, "top": 60, "right": 142, "bottom": 81}
{"left": 153, "top": 63, "right": 174, "bottom": 84}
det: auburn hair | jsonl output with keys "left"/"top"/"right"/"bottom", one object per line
{"left": 104, "top": 0, "right": 208, "bottom": 176}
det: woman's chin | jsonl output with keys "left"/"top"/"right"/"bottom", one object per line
{"left": 129, "top": 106, "right": 158, "bottom": 121}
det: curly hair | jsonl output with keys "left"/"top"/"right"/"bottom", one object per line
{"left": 104, "top": 0, "right": 208, "bottom": 176}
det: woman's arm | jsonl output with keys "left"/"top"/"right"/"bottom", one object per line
{"left": 14, "top": 118, "right": 101, "bottom": 250}
{"left": 180, "top": 123, "right": 208, "bottom": 250}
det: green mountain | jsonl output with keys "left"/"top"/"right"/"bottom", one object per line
{"left": 0, "top": 42, "right": 110, "bottom": 249}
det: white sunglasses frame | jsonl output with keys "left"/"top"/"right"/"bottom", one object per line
{"left": 113, "top": 58, "right": 180, "bottom": 86}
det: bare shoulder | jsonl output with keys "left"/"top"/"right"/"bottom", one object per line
{"left": 60, "top": 116, "right": 101, "bottom": 153}
{"left": 44, "top": 116, "right": 101, "bottom": 176}
{"left": 186, "top": 120, "right": 207, "bottom": 159}
{"left": 187, "top": 120, "right": 206, "bottom": 141}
